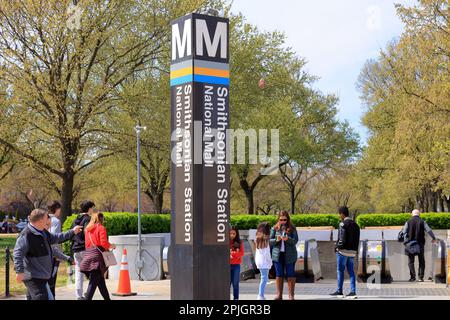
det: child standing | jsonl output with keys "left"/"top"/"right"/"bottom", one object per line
{"left": 230, "top": 225, "right": 244, "bottom": 300}
{"left": 254, "top": 222, "right": 272, "bottom": 300}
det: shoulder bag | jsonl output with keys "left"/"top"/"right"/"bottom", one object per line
{"left": 88, "top": 231, "right": 117, "bottom": 267}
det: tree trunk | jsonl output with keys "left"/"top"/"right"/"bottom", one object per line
{"left": 445, "top": 197, "right": 450, "bottom": 213}
{"left": 154, "top": 192, "right": 164, "bottom": 214}
{"left": 290, "top": 186, "right": 295, "bottom": 215}
{"left": 144, "top": 190, "right": 163, "bottom": 214}
{"left": 61, "top": 173, "right": 75, "bottom": 223}
{"left": 244, "top": 189, "right": 255, "bottom": 215}
{"left": 431, "top": 190, "right": 437, "bottom": 212}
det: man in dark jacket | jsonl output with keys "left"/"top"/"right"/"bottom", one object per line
{"left": 403, "top": 209, "right": 436, "bottom": 282}
{"left": 71, "top": 200, "right": 95, "bottom": 300}
{"left": 13, "top": 209, "right": 82, "bottom": 300}
{"left": 330, "top": 206, "right": 360, "bottom": 299}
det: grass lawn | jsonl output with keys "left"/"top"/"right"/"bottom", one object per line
{"left": 0, "top": 234, "right": 70, "bottom": 298}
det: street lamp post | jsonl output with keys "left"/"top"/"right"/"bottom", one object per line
{"left": 135, "top": 125, "right": 146, "bottom": 279}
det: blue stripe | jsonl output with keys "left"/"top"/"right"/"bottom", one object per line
{"left": 170, "top": 75, "right": 193, "bottom": 86}
{"left": 193, "top": 75, "right": 229, "bottom": 85}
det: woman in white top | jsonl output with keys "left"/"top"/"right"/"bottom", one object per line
{"left": 254, "top": 222, "right": 272, "bottom": 300}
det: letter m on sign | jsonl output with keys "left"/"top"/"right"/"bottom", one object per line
{"left": 196, "top": 19, "right": 227, "bottom": 59}
{"left": 172, "top": 18, "right": 192, "bottom": 61}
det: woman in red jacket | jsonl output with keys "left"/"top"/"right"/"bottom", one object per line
{"left": 230, "top": 225, "right": 244, "bottom": 300}
{"left": 80, "top": 212, "right": 116, "bottom": 300}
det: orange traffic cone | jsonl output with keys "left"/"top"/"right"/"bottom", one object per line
{"left": 112, "top": 248, "right": 137, "bottom": 296}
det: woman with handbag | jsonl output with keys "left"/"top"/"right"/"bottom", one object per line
{"left": 80, "top": 212, "right": 116, "bottom": 300}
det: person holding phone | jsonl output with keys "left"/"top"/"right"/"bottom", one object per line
{"left": 230, "top": 225, "right": 244, "bottom": 300}
{"left": 269, "top": 210, "right": 298, "bottom": 300}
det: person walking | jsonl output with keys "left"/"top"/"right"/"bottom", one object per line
{"left": 70, "top": 200, "right": 95, "bottom": 300}
{"left": 330, "top": 206, "right": 360, "bottom": 299}
{"left": 13, "top": 209, "right": 82, "bottom": 300}
{"left": 230, "top": 225, "right": 244, "bottom": 301}
{"left": 46, "top": 201, "right": 74, "bottom": 298}
{"left": 80, "top": 212, "right": 116, "bottom": 300}
{"left": 403, "top": 209, "right": 437, "bottom": 282}
{"left": 47, "top": 201, "right": 74, "bottom": 298}
{"left": 254, "top": 222, "right": 272, "bottom": 300}
{"left": 269, "top": 210, "right": 298, "bottom": 300}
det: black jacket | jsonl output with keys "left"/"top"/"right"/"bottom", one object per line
{"left": 403, "top": 216, "right": 435, "bottom": 246}
{"left": 335, "top": 217, "right": 360, "bottom": 255}
{"left": 70, "top": 213, "right": 91, "bottom": 253}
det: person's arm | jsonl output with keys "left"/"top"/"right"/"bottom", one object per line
{"left": 335, "top": 222, "right": 346, "bottom": 249}
{"left": 98, "top": 226, "right": 111, "bottom": 250}
{"left": 285, "top": 228, "right": 298, "bottom": 246}
{"left": 52, "top": 246, "right": 71, "bottom": 262}
{"left": 269, "top": 228, "right": 277, "bottom": 247}
{"left": 403, "top": 222, "right": 409, "bottom": 244}
{"left": 13, "top": 234, "right": 28, "bottom": 281}
{"left": 424, "top": 221, "right": 436, "bottom": 240}
{"left": 48, "top": 229, "right": 75, "bottom": 245}
{"left": 237, "top": 242, "right": 245, "bottom": 258}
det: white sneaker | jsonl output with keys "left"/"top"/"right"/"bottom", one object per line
{"left": 257, "top": 295, "right": 265, "bottom": 300}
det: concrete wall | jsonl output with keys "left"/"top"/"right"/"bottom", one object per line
{"left": 108, "top": 234, "right": 166, "bottom": 281}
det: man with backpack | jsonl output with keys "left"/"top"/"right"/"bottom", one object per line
{"left": 402, "top": 209, "right": 437, "bottom": 282}
{"left": 71, "top": 200, "right": 95, "bottom": 300}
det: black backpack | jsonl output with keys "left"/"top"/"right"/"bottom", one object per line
{"left": 397, "top": 230, "right": 405, "bottom": 242}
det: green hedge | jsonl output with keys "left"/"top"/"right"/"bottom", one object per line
{"left": 62, "top": 212, "right": 171, "bottom": 255}
{"left": 62, "top": 212, "right": 171, "bottom": 234}
{"left": 62, "top": 212, "right": 339, "bottom": 234}
{"left": 62, "top": 212, "right": 450, "bottom": 236}
{"left": 356, "top": 213, "right": 450, "bottom": 229}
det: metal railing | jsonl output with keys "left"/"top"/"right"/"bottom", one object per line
{"left": 4, "top": 246, "right": 13, "bottom": 298}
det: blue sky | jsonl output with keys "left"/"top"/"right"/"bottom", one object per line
{"left": 231, "top": 0, "right": 414, "bottom": 145}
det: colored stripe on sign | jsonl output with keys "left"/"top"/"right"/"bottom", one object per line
{"left": 194, "top": 67, "right": 229, "bottom": 78}
{"left": 170, "top": 67, "right": 193, "bottom": 79}
{"left": 193, "top": 74, "right": 229, "bottom": 85}
{"left": 170, "top": 74, "right": 193, "bottom": 86}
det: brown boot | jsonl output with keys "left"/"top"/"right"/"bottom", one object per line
{"left": 274, "top": 277, "right": 284, "bottom": 300}
{"left": 288, "top": 277, "right": 296, "bottom": 300}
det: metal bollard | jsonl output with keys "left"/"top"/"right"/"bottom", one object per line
{"left": 5, "top": 246, "right": 10, "bottom": 298}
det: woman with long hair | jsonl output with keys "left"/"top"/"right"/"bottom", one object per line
{"left": 230, "top": 225, "right": 244, "bottom": 300}
{"left": 269, "top": 210, "right": 298, "bottom": 300}
{"left": 79, "top": 212, "right": 116, "bottom": 300}
{"left": 254, "top": 222, "right": 272, "bottom": 300}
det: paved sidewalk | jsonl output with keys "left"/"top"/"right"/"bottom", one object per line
{"left": 7, "top": 278, "right": 450, "bottom": 300}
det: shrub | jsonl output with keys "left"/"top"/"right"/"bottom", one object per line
{"left": 63, "top": 212, "right": 339, "bottom": 234}
{"left": 356, "top": 213, "right": 450, "bottom": 229}
{"left": 62, "top": 212, "right": 171, "bottom": 254}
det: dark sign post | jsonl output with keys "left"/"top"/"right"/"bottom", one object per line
{"left": 170, "top": 13, "right": 230, "bottom": 300}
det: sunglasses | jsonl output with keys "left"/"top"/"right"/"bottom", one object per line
{"left": 279, "top": 218, "right": 287, "bottom": 221}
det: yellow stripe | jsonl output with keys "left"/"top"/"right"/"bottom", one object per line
{"left": 170, "top": 67, "right": 193, "bottom": 79}
{"left": 194, "top": 67, "right": 229, "bottom": 78}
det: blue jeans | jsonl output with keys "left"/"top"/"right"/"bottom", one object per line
{"left": 258, "top": 269, "right": 269, "bottom": 298}
{"left": 230, "top": 264, "right": 240, "bottom": 300}
{"left": 274, "top": 253, "right": 295, "bottom": 278}
{"left": 336, "top": 252, "right": 356, "bottom": 293}
{"left": 46, "top": 283, "right": 54, "bottom": 300}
